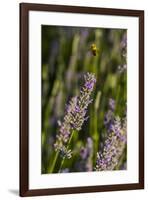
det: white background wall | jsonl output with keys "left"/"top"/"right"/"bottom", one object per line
{"left": 0, "top": 0, "right": 147, "bottom": 199}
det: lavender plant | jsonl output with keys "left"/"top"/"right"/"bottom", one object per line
{"left": 42, "top": 27, "right": 127, "bottom": 174}
{"left": 95, "top": 99, "right": 127, "bottom": 171}
{"left": 50, "top": 72, "right": 96, "bottom": 172}
{"left": 79, "top": 137, "right": 94, "bottom": 171}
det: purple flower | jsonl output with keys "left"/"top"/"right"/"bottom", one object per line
{"left": 79, "top": 137, "right": 93, "bottom": 171}
{"left": 109, "top": 98, "right": 116, "bottom": 111}
{"left": 104, "top": 98, "right": 116, "bottom": 132}
{"left": 84, "top": 76, "right": 96, "bottom": 91}
{"left": 65, "top": 72, "right": 96, "bottom": 131}
{"left": 54, "top": 73, "right": 96, "bottom": 159}
{"left": 104, "top": 110, "right": 113, "bottom": 127}
{"left": 95, "top": 112, "right": 127, "bottom": 171}
{"left": 85, "top": 81, "right": 94, "bottom": 90}
{"left": 75, "top": 105, "right": 80, "bottom": 112}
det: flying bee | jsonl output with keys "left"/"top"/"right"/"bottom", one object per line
{"left": 90, "top": 43, "right": 99, "bottom": 56}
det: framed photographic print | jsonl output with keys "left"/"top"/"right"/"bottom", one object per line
{"left": 20, "top": 3, "right": 144, "bottom": 197}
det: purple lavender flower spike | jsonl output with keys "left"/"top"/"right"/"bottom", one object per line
{"left": 79, "top": 137, "right": 93, "bottom": 171}
{"left": 95, "top": 103, "right": 127, "bottom": 171}
{"left": 104, "top": 98, "right": 116, "bottom": 131}
{"left": 109, "top": 98, "right": 116, "bottom": 111}
{"left": 104, "top": 110, "right": 113, "bottom": 127}
{"left": 54, "top": 73, "right": 96, "bottom": 159}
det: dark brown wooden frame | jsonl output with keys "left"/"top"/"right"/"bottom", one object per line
{"left": 20, "top": 3, "right": 144, "bottom": 197}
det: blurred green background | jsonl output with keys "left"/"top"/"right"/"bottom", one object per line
{"left": 41, "top": 25, "right": 127, "bottom": 173}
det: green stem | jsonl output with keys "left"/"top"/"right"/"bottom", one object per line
{"left": 48, "top": 151, "right": 59, "bottom": 173}
{"left": 59, "top": 157, "right": 65, "bottom": 173}
{"left": 59, "top": 130, "right": 76, "bottom": 172}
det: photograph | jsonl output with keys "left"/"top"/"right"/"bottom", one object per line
{"left": 41, "top": 25, "right": 127, "bottom": 174}
{"left": 20, "top": 3, "right": 144, "bottom": 196}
